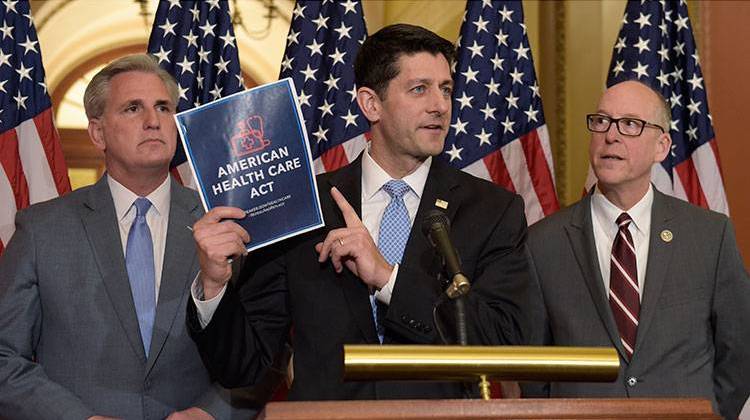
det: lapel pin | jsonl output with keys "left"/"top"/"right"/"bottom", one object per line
{"left": 660, "top": 229, "right": 673, "bottom": 243}
{"left": 435, "top": 199, "right": 448, "bottom": 209}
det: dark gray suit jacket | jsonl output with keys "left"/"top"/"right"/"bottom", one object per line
{"left": 524, "top": 188, "right": 750, "bottom": 419}
{"left": 0, "top": 176, "right": 249, "bottom": 419}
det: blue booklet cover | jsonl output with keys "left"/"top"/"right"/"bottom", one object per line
{"left": 175, "top": 78, "right": 324, "bottom": 252}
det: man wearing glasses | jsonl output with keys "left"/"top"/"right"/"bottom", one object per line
{"left": 523, "top": 80, "right": 750, "bottom": 419}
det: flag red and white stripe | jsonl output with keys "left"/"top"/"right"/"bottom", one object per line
{"left": 460, "top": 124, "right": 558, "bottom": 224}
{"left": 0, "top": 107, "right": 70, "bottom": 254}
{"left": 0, "top": 2, "right": 70, "bottom": 255}
{"left": 311, "top": 133, "right": 368, "bottom": 175}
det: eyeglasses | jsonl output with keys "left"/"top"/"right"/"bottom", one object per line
{"left": 586, "top": 113, "right": 665, "bottom": 137}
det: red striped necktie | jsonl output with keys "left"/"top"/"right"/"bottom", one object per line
{"left": 609, "top": 212, "right": 640, "bottom": 359}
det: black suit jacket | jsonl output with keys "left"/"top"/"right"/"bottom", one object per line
{"left": 188, "top": 156, "right": 542, "bottom": 400}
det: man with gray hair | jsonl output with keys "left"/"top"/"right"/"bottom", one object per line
{"left": 0, "top": 54, "right": 251, "bottom": 419}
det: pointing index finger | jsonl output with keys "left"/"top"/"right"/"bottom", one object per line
{"left": 330, "top": 186, "right": 364, "bottom": 228}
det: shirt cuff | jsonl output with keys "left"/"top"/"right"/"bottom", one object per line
{"left": 374, "top": 263, "right": 398, "bottom": 305}
{"left": 191, "top": 272, "right": 227, "bottom": 329}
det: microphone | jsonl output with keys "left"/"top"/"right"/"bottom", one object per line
{"left": 421, "top": 210, "right": 470, "bottom": 299}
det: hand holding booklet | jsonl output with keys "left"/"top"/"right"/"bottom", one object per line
{"left": 175, "top": 78, "right": 324, "bottom": 252}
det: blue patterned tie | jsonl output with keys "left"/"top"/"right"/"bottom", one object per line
{"left": 125, "top": 198, "right": 156, "bottom": 356}
{"left": 373, "top": 180, "right": 411, "bottom": 343}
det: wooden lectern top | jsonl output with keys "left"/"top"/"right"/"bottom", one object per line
{"left": 258, "top": 398, "right": 719, "bottom": 420}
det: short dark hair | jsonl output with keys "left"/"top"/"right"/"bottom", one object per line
{"left": 354, "top": 23, "right": 455, "bottom": 98}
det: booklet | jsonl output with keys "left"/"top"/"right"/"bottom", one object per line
{"left": 175, "top": 78, "right": 324, "bottom": 252}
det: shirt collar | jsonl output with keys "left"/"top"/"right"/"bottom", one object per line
{"left": 592, "top": 184, "right": 653, "bottom": 236}
{"left": 361, "top": 146, "right": 431, "bottom": 200}
{"left": 108, "top": 174, "right": 171, "bottom": 222}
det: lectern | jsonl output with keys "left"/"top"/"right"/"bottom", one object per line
{"left": 257, "top": 345, "right": 719, "bottom": 419}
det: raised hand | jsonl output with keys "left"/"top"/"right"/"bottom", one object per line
{"left": 192, "top": 206, "right": 249, "bottom": 299}
{"left": 315, "top": 187, "right": 393, "bottom": 290}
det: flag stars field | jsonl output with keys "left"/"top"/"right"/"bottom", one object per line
{"left": 442, "top": 0, "right": 559, "bottom": 224}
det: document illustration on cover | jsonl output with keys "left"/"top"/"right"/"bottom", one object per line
{"left": 175, "top": 78, "right": 324, "bottom": 251}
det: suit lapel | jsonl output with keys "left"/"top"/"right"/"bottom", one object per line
{"left": 328, "top": 156, "right": 380, "bottom": 343}
{"left": 564, "top": 195, "right": 629, "bottom": 360}
{"left": 633, "top": 190, "right": 675, "bottom": 354}
{"left": 80, "top": 176, "right": 147, "bottom": 361}
{"left": 145, "top": 179, "right": 201, "bottom": 373}
{"left": 401, "top": 158, "right": 460, "bottom": 270}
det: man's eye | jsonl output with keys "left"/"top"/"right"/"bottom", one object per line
{"left": 622, "top": 118, "right": 640, "bottom": 127}
{"left": 412, "top": 86, "right": 425, "bottom": 94}
{"left": 441, "top": 86, "right": 453, "bottom": 96}
{"left": 594, "top": 116, "right": 609, "bottom": 124}
{"left": 125, "top": 105, "right": 138, "bottom": 112}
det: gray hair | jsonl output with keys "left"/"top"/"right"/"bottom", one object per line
{"left": 83, "top": 53, "right": 179, "bottom": 119}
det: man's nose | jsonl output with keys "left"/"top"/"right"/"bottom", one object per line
{"left": 143, "top": 107, "right": 160, "bottom": 129}
{"left": 605, "top": 120, "right": 621, "bottom": 143}
{"left": 429, "top": 87, "right": 451, "bottom": 116}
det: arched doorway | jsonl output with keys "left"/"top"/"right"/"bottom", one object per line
{"left": 33, "top": 0, "right": 291, "bottom": 188}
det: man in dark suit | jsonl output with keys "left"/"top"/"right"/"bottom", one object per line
{"left": 0, "top": 54, "right": 251, "bottom": 419}
{"left": 524, "top": 79, "right": 750, "bottom": 418}
{"left": 187, "top": 24, "right": 541, "bottom": 400}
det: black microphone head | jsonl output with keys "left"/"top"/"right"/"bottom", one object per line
{"left": 421, "top": 209, "right": 450, "bottom": 237}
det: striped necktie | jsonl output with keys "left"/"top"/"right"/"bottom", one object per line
{"left": 609, "top": 212, "right": 640, "bottom": 359}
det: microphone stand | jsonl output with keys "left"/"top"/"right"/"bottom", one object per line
{"left": 422, "top": 210, "right": 484, "bottom": 397}
{"left": 447, "top": 271, "right": 479, "bottom": 398}
{"left": 446, "top": 272, "right": 471, "bottom": 346}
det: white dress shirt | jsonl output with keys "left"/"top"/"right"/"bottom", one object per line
{"left": 362, "top": 147, "right": 430, "bottom": 304}
{"left": 192, "top": 147, "right": 431, "bottom": 327}
{"left": 590, "top": 184, "right": 653, "bottom": 300}
{"left": 109, "top": 175, "right": 171, "bottom": 302}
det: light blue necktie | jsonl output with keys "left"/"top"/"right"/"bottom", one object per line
{"left": 125, "top": 197, "right": 156, "bottom": 356}
{"left": 373, "top": 180, "right": 411, "bottom": 343}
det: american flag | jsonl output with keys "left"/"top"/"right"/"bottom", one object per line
{"left": 587, "top": 0, "right": 728, "bottom": 214}
{"left": 442, "top": 0, "right": 559, "bottom": 224}
{"left": 147, "top": 0, "right": 244, "bottom": 188}
{"left": 0, "top": 1, "right": 70, "bottom": 255}
{"left": 279, "top": 0, "right": 368, "bottom": 174}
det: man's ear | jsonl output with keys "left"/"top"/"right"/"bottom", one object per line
{"left": 88, "top": 119, "right": 106, "bottom": 152}
{"left": 654, "top": 131, "right": 672, "bottom": 163}
{"left": 356, "top": 86, "right": 381, "bottom": 124}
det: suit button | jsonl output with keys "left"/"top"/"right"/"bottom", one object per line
{"left": 424, "top": 326, "right": 432, "bottom": 333}
{"left": 400, "top": 315, "right": 409, "bottom": 323}
{"left": 626, "top": 376, "right": 637, "bottom": 387}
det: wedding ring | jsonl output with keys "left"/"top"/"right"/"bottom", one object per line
{"left": 338, "top": 238, "right": 344, "bottom": 247}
